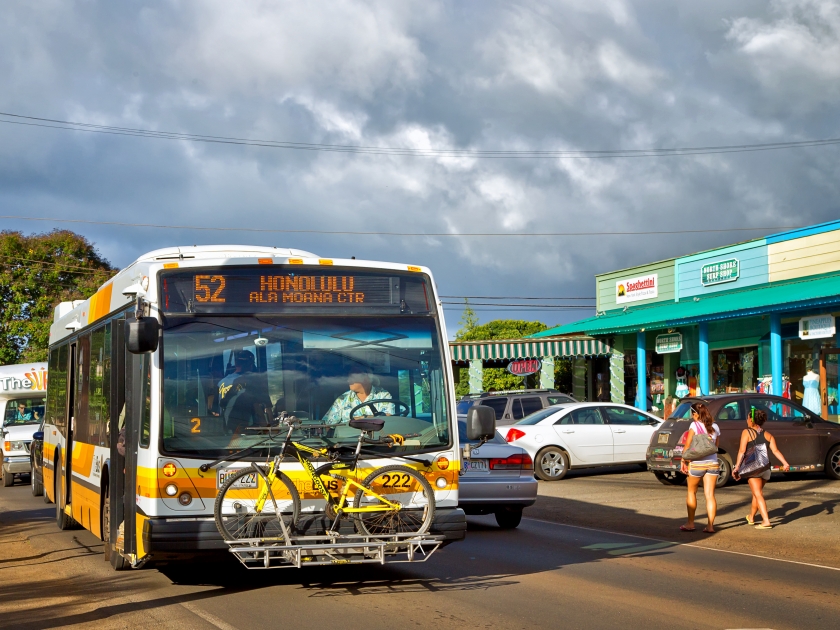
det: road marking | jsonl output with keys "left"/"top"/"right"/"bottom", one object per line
{"left": 181, "top": 601, "right": 239, "bottom": 630}
{"left": 523, "top": 517, "right": 840, "bottom": 572}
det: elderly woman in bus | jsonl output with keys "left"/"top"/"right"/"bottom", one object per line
{"left": 323, "top": 371, "right": 393, "bottom": 425}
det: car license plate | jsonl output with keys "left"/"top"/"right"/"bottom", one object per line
{"left": 657, "top": 433, "right": 670, "bottom": 444}
{"left": 217, "top": 469, "right": 258, "bottom": 489}
{"left": 464, "top": 459, "right": 488, "bottom": 472}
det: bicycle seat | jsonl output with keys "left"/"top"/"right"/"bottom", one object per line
{"left": 348, "top": 418, "right": 385, "bottom": 433}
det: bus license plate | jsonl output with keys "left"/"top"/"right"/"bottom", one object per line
{"left": 217, "top": 470, "right": 258, "bottom": 489}
{"left": 464, "top": 459, "right": 488, "bottom": 472}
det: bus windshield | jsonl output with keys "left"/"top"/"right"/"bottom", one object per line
{"left": 160, "top": 315, "right": 451, "bottom": 458}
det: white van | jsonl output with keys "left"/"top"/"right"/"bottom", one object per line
{"left": 0, "top": 363, "right": 47, "bottom": 487}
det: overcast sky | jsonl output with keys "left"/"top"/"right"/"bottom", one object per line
{"left": 2, "top": 0, "right": 839, "bottom": 335}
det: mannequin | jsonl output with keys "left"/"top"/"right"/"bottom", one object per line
{"left": 802, "top": 369, "right": 821, "bottom": 415}
{"left": 675, "top": 366, "right": 689, "bottom": 398}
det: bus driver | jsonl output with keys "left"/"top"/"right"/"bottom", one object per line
{"left": 323, "top": 371, "right": 393, "bottom": 425}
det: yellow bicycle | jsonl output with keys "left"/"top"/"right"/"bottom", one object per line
{"left": 213, "top": 412, "right": 435, "bottom": 543}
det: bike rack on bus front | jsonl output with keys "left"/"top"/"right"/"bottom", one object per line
{"left": 225, "top": 532, "right": 446, "bottom": 569}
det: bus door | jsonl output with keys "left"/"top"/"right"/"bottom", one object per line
{"left": 64, "top": 343, "right": 77, "bottom": 508}
{"left": 108, "top": 319, "right": 127, "bottom": 557}
{"left": 121, "top": 341, "right": 145, "bottom": 560}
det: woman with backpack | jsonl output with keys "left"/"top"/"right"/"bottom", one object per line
{"left": 732, "top": 408, "right": 790, "bottom": 530}
{"left": 679, "top": 402, "right": 721, "bottom": 533}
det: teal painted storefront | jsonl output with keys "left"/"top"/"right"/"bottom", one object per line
{"left": 532, "top": 220, "right": 840, "bottom": 421}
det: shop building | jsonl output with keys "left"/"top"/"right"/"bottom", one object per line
{"left": 531, "top": 220, "right": 840, "bottom": 422}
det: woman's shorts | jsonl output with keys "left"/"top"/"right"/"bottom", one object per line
{"left": 688, "top": 461, "right": 720, "bottom": 478}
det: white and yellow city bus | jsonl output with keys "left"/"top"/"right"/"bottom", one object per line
{"left": 43, "top": 245, "right": 468, "bottom": 570}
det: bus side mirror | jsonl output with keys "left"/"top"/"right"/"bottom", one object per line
{"left": 466, "top": 406, "right": 496, "bottom": 441}
{"left": 127, "top": 317, "right": 160, "bottom": 354}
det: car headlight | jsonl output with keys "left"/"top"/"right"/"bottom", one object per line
{"left": 6, "top": 441, "right": 25, "bottom": 452}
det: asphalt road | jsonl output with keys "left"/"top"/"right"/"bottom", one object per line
{"left": 2, "top": 476, "right": 838, "bottom": 630}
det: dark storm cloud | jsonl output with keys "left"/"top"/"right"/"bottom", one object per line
{"left": 1, "top": 0, "right": 839, "bottom": 333}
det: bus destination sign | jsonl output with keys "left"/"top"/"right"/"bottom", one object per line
{"left": 161, "top": 267, "right": 430, "bottom": 313}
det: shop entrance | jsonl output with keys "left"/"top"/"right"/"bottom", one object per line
{"left": 820, "top": 349, "right": 840, "bottom": 424}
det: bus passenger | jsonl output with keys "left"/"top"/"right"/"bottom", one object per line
{"left": 323, "top": 371, "right": 393, "bottom": 425}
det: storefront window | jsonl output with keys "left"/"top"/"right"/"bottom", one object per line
{"left": 710, "top": 348, "right": 758, "bottom": 394}
{"left": 784, "top": 338, "right": 833, "bottom": 415}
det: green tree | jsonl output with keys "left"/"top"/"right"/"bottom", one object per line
{"left": 0, "top": 230, "right": 117, "bottom": 364}
{"left": 454, "top": 310, "right": 572, "bottom": 396}
{"left": 456, "top": 299, "right": 478, "bottom": 338}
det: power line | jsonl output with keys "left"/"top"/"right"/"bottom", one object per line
{"left": 442, "top": 295, "right": 595, "bottom": 300}
{"left": 2, "top": 111, "right": 840, "bottom": 158}
{"left": 0, "top": 253, "right": 115, "bottom": 274}
{"left": 0, "top": 215, "right": 805, "bottom": 238}
{"left": 441, "top": 301, "right": 592, "bottom": 308}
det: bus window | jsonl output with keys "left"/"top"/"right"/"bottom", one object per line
{"left": 140, "top": 354, "right": 151, "bottom": 448}
{"left": 75, "top": 335, "right": 90, "bottom": 443}
{"left": 89, "top": 324, "right": 112, "bottom": 446}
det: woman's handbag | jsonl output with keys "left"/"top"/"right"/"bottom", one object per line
{"left": 737, "top": 429, "right": 771, "bottom": 478}
{"left": 681, "top": 422, "right": 718, "bottom": 461}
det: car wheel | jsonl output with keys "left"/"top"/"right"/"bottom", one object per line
{"left": 653, "top": 470, "right": 686, "bottom": 486}
{"left": 826, "top": 444, "right": 840, "bottom": 480}
{"left": 715, "top": 457, "right": 732, "bottom": 488}
{"left": 494, "top": 507, "right": 523, "bottom": 529}
{"left": 31, "top": 465, "right": 43, "bottom": 496}
{"left": 535, "top": 447, "right": 569, "bottom": 481}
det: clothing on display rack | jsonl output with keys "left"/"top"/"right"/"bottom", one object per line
{"left": 675, "top": 366, "right": 689, "bottom": 399}
{"left": 755, "top": 376, "right": 791, "bottom": 398}
{"left": 802, "top": 370, "right": 821, "bottom": 415}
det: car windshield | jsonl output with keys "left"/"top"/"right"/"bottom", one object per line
{"left": 161, "top": 315, "right": 451, "bottom": 458}
{"left": 456, "top": 400, "right": 474, "bottom": 414}
{"left": 3, "top": 396, "right": 45, "bottom": 426}
{"left": 456, "top": 419, "right": 505, "bottom": 445}
{"left": 670, "top": 402, "right": 694, "bottom": 419}
{"left": 514, "top": 406, "right": 562, "bottom": 426}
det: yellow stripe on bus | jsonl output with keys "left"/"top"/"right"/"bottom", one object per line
{"left": 88, "top": 283, "right": 114, "bottom": 323}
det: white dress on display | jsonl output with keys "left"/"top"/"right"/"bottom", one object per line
{"left": 802, "top": 371, "right": 821, "bottom": 415}
{"left": 675, "top": 373, "right": 689, "bottom": 398}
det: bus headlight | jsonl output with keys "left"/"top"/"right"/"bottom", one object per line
{"left": 435, "top": 477, "right": 447, "bottom": 489}
{"left": 164, "top": 484, "right": 178, "bottom": 497}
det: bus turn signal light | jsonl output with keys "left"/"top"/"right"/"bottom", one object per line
{"left": 505, "top": 428, "right": 526, "bottom": 442}
{"left": 436, "top": 456, "right": 450, "bottom": 470}
{"left": 162, "top": 462, "right": 177, "bottom": 477}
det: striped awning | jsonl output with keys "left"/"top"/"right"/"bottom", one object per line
{"left": 449, "top": 337, "right": 611, "bottom": 362}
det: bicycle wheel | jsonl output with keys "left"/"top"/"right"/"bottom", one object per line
{"left": 353, "top": 465, "right": 435, "bottom": 536}
{"left": 214, "top": 466, "right": 300, "bottom": 542}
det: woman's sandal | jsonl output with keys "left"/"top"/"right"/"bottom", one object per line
{"left": 679, "top": 525, "right": 696, "bottom": 532}
{"left": 702, "top": 528, "right": 715, "bottom": 534}
{"left": 745, "top": 515, "right": 755, "bottom": 525}
{"left": 755, "top": 524, "right": 773, "bottom": 530}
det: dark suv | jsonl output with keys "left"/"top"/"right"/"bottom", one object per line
{"left": 647, "top": 394, "right": 840, "bottom": 487}
{"left": 457, "top": 389, "right": 577, "bottom": 423}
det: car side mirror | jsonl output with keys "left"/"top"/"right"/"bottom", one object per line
{"left": 648, "top": 418, "right": 659, "bottom": 426}
{"left": 127, "top": 317, "right": 160, "bottom": 354}
{"left": 32, "top": 431, "right": 44, "bottom": 441}
{"left": 466, "top": 406, "right": 496, "bottom": 441}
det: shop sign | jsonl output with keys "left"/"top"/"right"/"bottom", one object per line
{"left": 655, "top": 333, "right": 683, "bottom": 354}
{"left": 616, "top": 273, "right": 658, "bottom": 304}
{"left": 507, "top": 359, "right": 541, "bottom": 376}
{"left": 701, "top": 258, "right": 740, "bottom": 286}
{"left": 799, "top": 315, "right": 836, "bottom": 340}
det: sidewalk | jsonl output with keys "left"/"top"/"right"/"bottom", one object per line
{"left": 526, "top": 467, "right": 840, "bottom": 569}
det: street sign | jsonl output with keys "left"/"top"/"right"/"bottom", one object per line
{"left": 701, "top": 259, "right": 740, "bottom": 286}
{"left": 507, "top": 359, "right": 541, "bottom": 376}
{"left": 655, "top": 333, "right": 682, "bottom": 354}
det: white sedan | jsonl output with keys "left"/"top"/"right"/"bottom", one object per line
{"left": 498, "top": 403, "right": 663, "bottom": 481}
